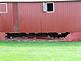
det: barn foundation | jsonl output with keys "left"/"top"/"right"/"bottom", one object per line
{"left": 2, "top": 32, "right": 71, "bottom": 41}
{"left": 0, "top": 32, "right": 79, "bottom": 41}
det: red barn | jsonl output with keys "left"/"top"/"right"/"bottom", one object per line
{"left": 0, "top": 1, "right": 81, "bottom": 41}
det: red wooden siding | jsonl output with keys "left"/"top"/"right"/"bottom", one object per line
{"left": 0, "top": 3, "right": 14, "bottom": 32}
{"left": 18, "top": 2, "right": 81, "bottom": 33}
{"left": 0, "top": 2, "right": 81, "bottom": 33}
{"left": 18, "top": 3, "right": 42, "bottom": 33}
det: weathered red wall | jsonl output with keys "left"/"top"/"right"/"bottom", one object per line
{"left": 0, "top": 3, "right": 14, "bottom": 32}
{"left": 0, "top": 2, "right": 81, "bottom": 33}
{"left": 18, "top": 2, "right": 81, "bottom": 33}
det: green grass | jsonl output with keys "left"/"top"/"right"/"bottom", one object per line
{"left": 0, "top": 41, "right": 81, "bottom": 61}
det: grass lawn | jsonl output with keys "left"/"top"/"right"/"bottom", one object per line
{"left": 0, "top": 41, "right": 81, "bottom": 61}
